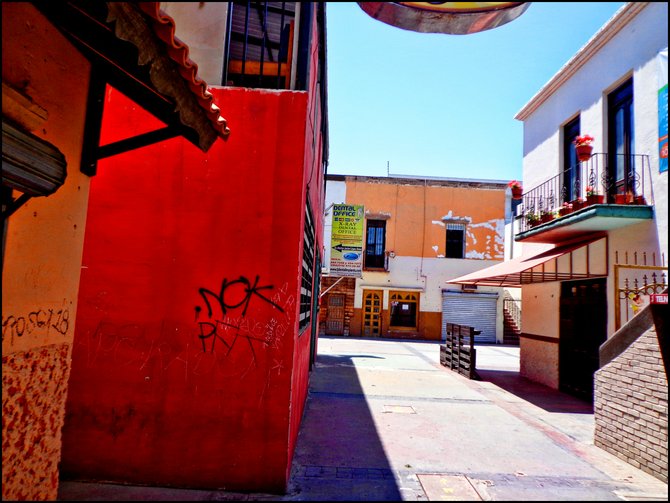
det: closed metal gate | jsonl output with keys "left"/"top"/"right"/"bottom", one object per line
{"left": 441, "top": 291, "right": 498, "bottom": 343}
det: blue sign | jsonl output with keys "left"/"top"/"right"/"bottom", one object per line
{"left": 659, "top": 83, "right": 668, "bottom": 173}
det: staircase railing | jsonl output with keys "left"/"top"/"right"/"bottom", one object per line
{"left": 503, "top": 292, "right": 521, "bottom": 331}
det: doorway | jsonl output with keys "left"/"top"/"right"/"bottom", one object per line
{"left": 325, "top": 293, "right": 345, "bottom": 335}
{"left": 559, "top": 278, "right": 607, "bottom": 401}
{"left": 362, "top": 290, "right": 383, "bottom": 336}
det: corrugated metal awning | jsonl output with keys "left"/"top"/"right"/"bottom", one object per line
{"left": 447, "top": 236, "right": 608, "bottom": 287}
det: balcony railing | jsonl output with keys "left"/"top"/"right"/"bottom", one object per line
{"left": 517, "top": 153, "right": 653, "bottom": 233}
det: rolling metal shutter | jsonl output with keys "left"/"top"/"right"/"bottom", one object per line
{"left": 441, "top": 291, "right": 498, "bottom": 344}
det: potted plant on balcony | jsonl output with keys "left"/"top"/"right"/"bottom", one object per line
{"left": 540, "top": 209, "right": 555, "bottom": 223}
{"left": 558, "top": 202, "right": 573, "bottom": 216}
{"left": 571, "top": 196, "right": 586, "bottom": 211}
{"left": 508, "top": 180, "right": 523, "bottom": 200}
{"left": 634, "top": 194, "right": 647, "bottom": 205}
{"left": 614, "top": 190, "right": 634, "bottom": 204}
{"left": 586, "top": 186, "right": 604, "bottom": 205}
{"left": 525, "top": 211, "right": 540, "bottom": 228}
{"left": 573, "top": 134, "right": 594, "bottom": 162}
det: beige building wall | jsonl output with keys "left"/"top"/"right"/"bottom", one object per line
{"left": 2, "top": 4, "right": 92, "bottom": 500}
{"left": 519, "top": 282, "right": 561, "bottom": 388}
{"left": 160, "top": 2, "right": 229, "bottom": 86}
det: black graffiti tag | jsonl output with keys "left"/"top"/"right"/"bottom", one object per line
{"left": 195, "top": 275, "right": 284, "bottom": 319}
{"left": 2, "top": 305, "right": 70, "bottom": 345}
{"left": 194, "top": 275, "right": 284, "bottom": 354}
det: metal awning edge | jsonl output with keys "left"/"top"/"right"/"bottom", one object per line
{"left": 447, "top": 236, "right": 608, "bottom": 287}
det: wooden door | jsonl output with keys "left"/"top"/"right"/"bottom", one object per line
{"left": 362, "top": 290, "right": 383, "bottom": 337}
{"left": 325, "top": 294, "right": 345, "bottom": 335}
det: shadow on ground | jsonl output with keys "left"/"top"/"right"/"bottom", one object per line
{"left": 284, "top": 353, "right": 402, "bottom": 501}
{"left": 476, "top": 368, "right": 593, "bottom": 414}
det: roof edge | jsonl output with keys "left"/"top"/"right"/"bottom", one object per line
{"left": 515, "top": 2, "right": 648, "bottom": 121}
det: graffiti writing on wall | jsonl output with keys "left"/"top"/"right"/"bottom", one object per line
{"left": 195, "top": 276, "right": 288, "bottom": 360}
{"left": 2, "top": 299, "right": 71, "bottom": 346}
{"left": 75, "top": 278, "right": 296, "bottom": 383}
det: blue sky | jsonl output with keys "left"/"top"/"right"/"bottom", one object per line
{"left": 325, "top": 2, "right": 626, "bottom": 181}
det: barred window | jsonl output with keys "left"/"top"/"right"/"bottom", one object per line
{"left": 299, "top": 202, "right": 315, "bottom": 332}
{"left": 446, "top": 222, "right": 466, "bottom": 259}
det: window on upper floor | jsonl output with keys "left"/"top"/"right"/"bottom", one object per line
{"left": 224, "top": 2, "right": 297, "bottom": 90}
{"left": 607, "top": 78, "right": 634, "bottom": 199}
{"left": 563, "top": 116, "right": 581, "bottom": 203}
{"left": 445, "top": 222, "right": 466, "bottom": 259}
{"left": 364, "top": 219, "right": 386, "bottom": 269}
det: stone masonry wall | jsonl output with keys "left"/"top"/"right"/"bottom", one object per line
{"left": 594, "top": 327, "right": 668, "bottom": 482}
{"left": 2, "top": 343, "right": 72, "bottom": 500}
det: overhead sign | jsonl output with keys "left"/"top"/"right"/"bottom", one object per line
{"left": 357, "top": 2, "right": 531, "bottom": 35}
{"left": 330, "top": 204, "right": 365, "bottom": 277}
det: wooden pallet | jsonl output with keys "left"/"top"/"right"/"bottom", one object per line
{"left": 440, "top": 322, "right": 480, "bottom": 380}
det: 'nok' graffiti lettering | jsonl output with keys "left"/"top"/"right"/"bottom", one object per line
{"left": 194, "top": 275, "right": 284, "bottom": 354}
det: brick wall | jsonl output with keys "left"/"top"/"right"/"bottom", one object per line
{"left": 594, "top": 327, "right": 668, "bottom": 482}
{"left": 318, "top": 277, "right": 356, "bottom": 336}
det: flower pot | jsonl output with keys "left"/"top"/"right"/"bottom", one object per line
{"left": 540, "top": 213, "right": 554, "bottom": 223}
{"left": 587, "top": 194, "right": 604, "bottom": 205}
{"left": 571, "top": 199, "right": 585, "bottom": 211}
{"left": 511, "top": 187, "right": 522, "bottom": 200}
{"left": 614, "top": 193, "right": 635, "bottom": 204}
{"left": 634, "top": 195, "right": 647, "bottom": 205}
{"left": 575, "top": 144, "right": 593, "bottom": 162}
{"left": 558, "top": 207, "right": 573, "bottom": 217}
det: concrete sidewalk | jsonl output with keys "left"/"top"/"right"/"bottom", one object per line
{"left": 59, "top": 336, "right": 668, "bottom": 501}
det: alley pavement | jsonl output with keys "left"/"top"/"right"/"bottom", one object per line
{"left": 58, "top": 336, "right": 668, "bottom": 501}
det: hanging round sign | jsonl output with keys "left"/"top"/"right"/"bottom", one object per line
{"left": 357, "top": 2, "right": 531, "bottom": 35}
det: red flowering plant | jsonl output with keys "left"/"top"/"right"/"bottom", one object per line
{"left": 573, "top": 134, "right": 594, "bottom": 147}
{"left": 559, "top": 201, "right": 573, "bottom": 216}
{"left": 508, "top": 180, "right": 522, "bottom": 190}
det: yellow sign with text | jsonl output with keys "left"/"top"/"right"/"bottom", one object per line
{"left": 330, "top": 204, "right": 364, "bottom": 278}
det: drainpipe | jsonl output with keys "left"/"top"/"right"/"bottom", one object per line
{"left": 419, "top": 178, "right": 428, "bottom": 287}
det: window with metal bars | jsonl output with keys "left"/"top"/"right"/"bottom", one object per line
{"left": 299, "top": 202, "right": 315, "bottom": 333}
{"left": 445, "top": 222, "right": 466, "bottom": 259}
{"left": 224, "top": 1, "right": 298, "bottom": 90}
{"left": 364, "top": 219, "right": 386, "bottom": 269}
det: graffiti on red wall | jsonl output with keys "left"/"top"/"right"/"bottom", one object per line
{"left": 2, "top": 299, "right": 71, "bottom": 346}
{"left": 195, "top": 275, "right": 284, "bottom": 354}
{"left": 75, "top": 279, "right": 295, "bottom": 382}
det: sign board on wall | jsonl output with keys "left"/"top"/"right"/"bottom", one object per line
{"left": 659, "top": 48, "right": 668, "bottom": 173}
{"left": 329, "top": 204, "right": 364, "bottom": 278}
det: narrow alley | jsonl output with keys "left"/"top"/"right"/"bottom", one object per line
{"left": 59, "top": 337, "right": 668, "bottom": 501}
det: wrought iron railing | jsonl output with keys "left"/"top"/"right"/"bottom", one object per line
{"left": 517, "top": 153, "right": 653, "bottom": 233}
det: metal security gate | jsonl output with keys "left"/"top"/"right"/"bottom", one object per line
{"left": 441, "top": 291, "right": 498, "bottom": 343}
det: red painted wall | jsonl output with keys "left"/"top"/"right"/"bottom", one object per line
{"left": 61, "top": 85, "right": 320, "bottom": 492}
{"left": 286, "top": 8, "right": 325, "bottom": 473}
